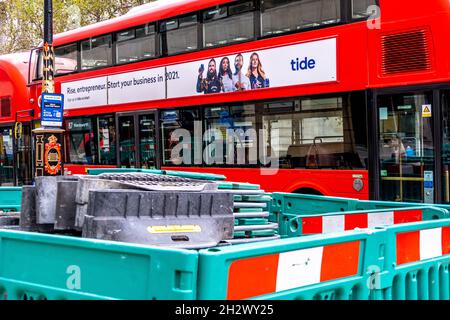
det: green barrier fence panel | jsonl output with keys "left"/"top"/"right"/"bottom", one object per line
{"left": 271, "top": 192, "right": 450, "bottom": 224}
{"left": 198, "top": 218, "right": 450, "bottom": 300}
{"left": 0, "top": 187, "right": 22, "bottom": 212}
{"left": 163, "top": 170, "right": 226, "bottom": 181}
{"left": 353, "top": 199, "right": 450, "bottom": 214}
{"left": 0, "top": 230, "right": 198, "bottom": 300}
{"left": 2, "top": 217, "right": 450, "bottom": 300}
{"left": 87, "top": 168, "right": 226, "bottom": 181}
{"left": 87, "top": 168, "right": 164, "bottom": 175}
{"left": 271, "top": 193, "right": 358, "bottom": 219}
{"left": 197, "top": 230, "right": 386, "bottom": 300}
{"left": 277, "top": 206, "right": 449, "bottom": 238}
{"left": 370, "top": 219, "right": 450, "bottom": 300}
{"left": 218, "top": 182, "right": 261, "bottom": 190}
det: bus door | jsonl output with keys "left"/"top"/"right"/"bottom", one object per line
{"left": 117, "top": 112, "right": 158, "bottom": 169}
{"left": 0, "top": 127, "right": 15, "bottom": 186}
{"left": 377, "top": 92, "right": 435, "bottom": 203}
{"left": 14, "top": 123, "right": 32, "bottom": 185}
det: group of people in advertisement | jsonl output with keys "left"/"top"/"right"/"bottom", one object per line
{"left": 196, "top": 52, "right": 270, "bottom": 94}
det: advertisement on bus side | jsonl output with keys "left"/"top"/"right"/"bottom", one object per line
{"left": 61, "top": 38, "right": 337, "bottom": 109}
{"left": 166, "top": 37, "right": 337, "bottom": 98}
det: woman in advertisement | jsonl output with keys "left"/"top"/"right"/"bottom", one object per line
{"left": 246, "top": 52, "right": 270, "bottom": 89}
{"left": 218, "top": 57, "right": 233, "bottom": 93}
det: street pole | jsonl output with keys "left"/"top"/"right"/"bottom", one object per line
{"left": 33, "top": 0, "right": 65, "bottom": 178}
{"left": 42, "top": 0, "right": 55, "bottom": 94}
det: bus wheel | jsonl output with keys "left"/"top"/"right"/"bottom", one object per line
{"left": 293, "top": 188, "right": 323, "bottom": 196}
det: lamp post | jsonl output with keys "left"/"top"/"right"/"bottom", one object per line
{"left": 42, "top": 0, "right": 55, "bottom": 94}
{"left": 33, "top": 0, "right": 65, "bottom": 178}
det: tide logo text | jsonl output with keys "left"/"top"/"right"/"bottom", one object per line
{"left": 291, "top": 57, "right": 316, "bottom": 71}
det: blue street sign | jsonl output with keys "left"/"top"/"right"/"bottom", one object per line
{"left": 41, "top": 93, "right": 64, "bottom": 127}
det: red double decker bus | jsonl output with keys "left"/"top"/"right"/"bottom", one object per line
{"left": 1, "top": 0, "right": 450, "bottom": 204}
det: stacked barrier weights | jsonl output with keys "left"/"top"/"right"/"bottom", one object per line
{"left": 19, "top": 173, "right": 236, "bottom": 249}
{"left": 218, "top": 182, "right": 280, "bottom": 244}
{"left": 20, "top": 176, "right": 81, "bottom": 234}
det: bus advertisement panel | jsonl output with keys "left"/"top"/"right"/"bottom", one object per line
{"left": 167, "top": 37, "right": 337, "bottom": 98}
{"left": 61, "top": 38, "right": 336, "bottom": 109}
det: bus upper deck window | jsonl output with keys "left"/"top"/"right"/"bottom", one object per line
{"left": 161, "top": 15, "right": 198, "bottom": 55}
{"left": 29, "top": 49, "right": 43, "bottom": 82}
{"left": 261, "top": 0, "right": 341, "bottom": 37}
{"left": 203, "top": 2, "right": 255, "bottom": 48}
{"left": 116, "top": 24, "right": 157, "bottom": 64}
{"left": 55, "top": 43, "right": 78, "bottom": 75}
{"left": 352, "top": 0, "right": 378, "bottom": 19}
{"left": 179, "top": 15, "right": 197, "bottom": 28}
{"left": 81, "top": 34, "right": 113, "bottom": 70}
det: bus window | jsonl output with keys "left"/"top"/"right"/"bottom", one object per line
{"left": 261, "top": 0, "right": 341, "bottom": 37}
{"left": 55, "top": 43, "right": 78, "bottom": 75}
{"left": 139, "top": 114, "right": 156, "bottom": 169}
{"left": 116, "top": 24, "right": 157, "bottom": 64}
{"left": 30, "top": 49, "right": 43, "bottom": 82}
{"left": 65, "top": 118, "right": 97, "bottom": 164}
{"left": 352, "top": 0, "right": 378, "bottom": 19}
{"left": 160, "top": 14, "right": 198, "bottom": 55}
{"left": 204, "top": 104, "right": 256, "bottom": 166}
{"left": 97, "top": 115, "right": 116, "bottom": 165}
{"left": 0, "top": 128, "right": 14, "bottom": 186}
{"left": 261, "top": 100, "right": 295, "bottom": 168}
{"left": 0, "top": 96, "right": 11, "bottom": 117}
{"left": 81, "top": 34, "right": 113, "bottom": 70}
{"left": 118, "top": 115, "right": 136, "bottom": 168}
{"left": 263, "top": 93, "right": 367, "bottom": 169}
{"left": 203, "top": 1, "right": 255, "bottom": 48}
{"left": 160, "top": 109, "right": 200, "bottom": 166}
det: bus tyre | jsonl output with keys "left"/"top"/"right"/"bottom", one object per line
{"left": 293, "top": 188, "right": 323, "bottom": 196}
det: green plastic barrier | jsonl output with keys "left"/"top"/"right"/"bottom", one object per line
{"left": 0, "top": 230, "right": 198, "bottom": 300}
{"left": 2, "top": 218, "right": 450, "bottom": 300}
{"left": 370, "top": 219, "right": 450, "bottom": 300}
{"left": 163, "top": 170, "right": 226, "bottom": 181}
{"left": 353, "top": 199, "right": 450, "bottom": 213}
{"left": 278, "top": 206, "right": 449, "bottom": 238}
{"left": 218, "top": 182, "right": 261, "bottom": 190}
{"left": 0, "top": 187, "right": 22, "bottom": 212}
{"left": 271, "top": 192, "right": 450, "bottom": 222}
{"left": 198, "top": 218, "right": 450, "bottom": 300}
{"left": 197, "top": 230, "right": 384, "bottom": 300}
{"left": 270, "top": 193, "right": 358, "bottom": 223}
{"left": 87, "top": 168, "right": 165, "bottom": 176}
{"left": 87, "top": 168, "right": 226, "bottom": 181}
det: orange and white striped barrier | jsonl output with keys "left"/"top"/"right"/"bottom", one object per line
{"left": 396, "top": 227, "right": 450, "bottom": 265}
{"left": 226, "top": 241, "right": 361, "bottom": 300}
{"left": 301, "top": 209, "right": 423, "bottom": 234}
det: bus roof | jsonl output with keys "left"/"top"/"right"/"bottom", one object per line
{"left": 53, "top": 0, "right": 233, "bottom": 47}
{"left": 0, "top": 52, "right": 30, "bottom": 82}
